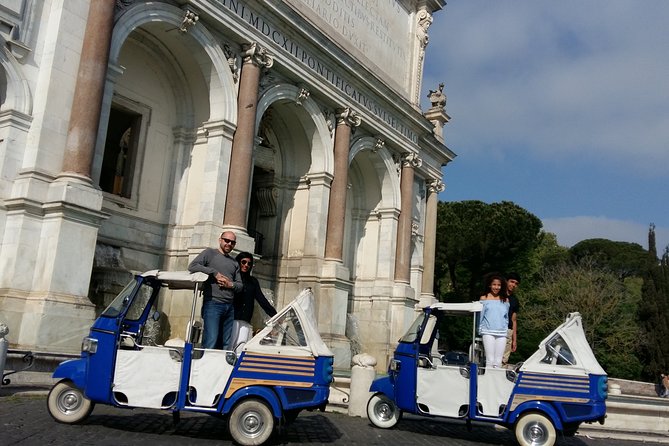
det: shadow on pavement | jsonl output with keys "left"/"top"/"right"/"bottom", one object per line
{"left": 388, "top": 415, "right": 591, "bottom": 446}
{"left": 82, "top": 409, "right": 343, "bottom": 444}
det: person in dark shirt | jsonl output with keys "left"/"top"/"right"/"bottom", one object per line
{"left": 230, "top": 252, "right": 277, "bottom": 351}
{"left": 502, "top": 272, "right": 521, "bottom": 367}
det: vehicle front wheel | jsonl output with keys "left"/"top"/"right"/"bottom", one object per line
{"left": 367, "top": 393, "right": 400, "bottom": 429}
{"left": 47, "top": 380, "right": 94, "bottom": 424}
{"left": 228, "top": 399, "right": 275, "bottom": 446}
{"left": 515, "top": 412, "right": 557, "bottom": 446}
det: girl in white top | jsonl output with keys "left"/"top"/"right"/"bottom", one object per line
{"left": 479, "top": 273, "right": 510, "bottom": 368}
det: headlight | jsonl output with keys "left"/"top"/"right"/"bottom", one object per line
{"left": 81, "top": 336, "right": 98, "bottom": 354}
{"left": 389, "top": 359, "right": 401, "bottom": 372}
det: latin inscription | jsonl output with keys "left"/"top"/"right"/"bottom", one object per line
{"left": 218, "top": 0, "right": 417, "bottom": 144}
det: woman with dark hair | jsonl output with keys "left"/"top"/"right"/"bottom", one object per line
{"left": 230, "top": 252, "right": 277, "bottom": 352}
{"left": 478, "top": 273, "right": 509, "bottom": 368}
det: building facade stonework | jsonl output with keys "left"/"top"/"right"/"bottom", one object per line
{"left": 0, "top": 0, "right": 454, "bottom": 370}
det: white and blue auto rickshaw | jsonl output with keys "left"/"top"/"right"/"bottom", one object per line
{"left": 367, "top": 301, "right": 607, "bottom": 446}
{"left": 47, "top": 270, "right": 334, "bottom": 445}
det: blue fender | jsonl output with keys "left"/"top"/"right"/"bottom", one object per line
{"left": 508, "top": 400, "right": 564, "bottom": 431}
{"left": 52, "top": 358, "right": 87, "bottom": 390}
{"left": 369, "top": 376, "right": 395, "bottom": 400}
{"left": 221, "top": 386, "right": 282, "bottom": 419}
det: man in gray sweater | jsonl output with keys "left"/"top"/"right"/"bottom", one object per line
{"left": 188, "top": 231, "right": 243, "bottom": 349}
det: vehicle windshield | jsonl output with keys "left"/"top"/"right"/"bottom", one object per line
{"left": 399, "top": 313, "right": 428, "bottom": 343}
{"left": 100, "top": 279, "right": 154, "bottom": 321}
{"left": 260, "top": 308, "right": 307, "bottom": 347}
{"left": 541, "top": 334, "right": 576, "bottom": 366}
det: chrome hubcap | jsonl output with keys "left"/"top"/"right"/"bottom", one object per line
{"left": 58, "top": 390, "right": 82, "bottom": 414}
{"left": 375, "top": 401, "right": 393, "bottom": 421}
{"left": 525, "top": 422, "right": 547, "bottom": 445}
{"left": 240, "top": 411, "right": 264, "bottom": 437}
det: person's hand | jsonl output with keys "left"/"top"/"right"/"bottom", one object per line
{"left": 215, "top": 273, "right": 231, "bottom": 288}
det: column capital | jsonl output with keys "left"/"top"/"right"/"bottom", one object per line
{"left": 427, "top": 179, "right": 445, "bottom": 193}
{"left": 402, "top": 152, "right": 422, "bottom": 168}
{"left": 335, "top": 107, "right": 362, "bottom": 128}
{"left": 241, "top": 42, "right": 274, "bottom": 69}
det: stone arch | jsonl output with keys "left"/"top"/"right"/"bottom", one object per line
{"left": 249, "top": 84, "right": 334, "bottom": 296}
{"left": 257, "top": 84, "right": 332, "bottom": 176}
{"left": 111, "top": 3, "right": 236, "bottom": 124}
{"left": 349, "top": 136, "right": 400, "bottom": 210}
{"left": 0, "top": 43, "right": 32, "bottom": 115}
{"left": 345, "top": 136, "right": 401, "bottom": 279}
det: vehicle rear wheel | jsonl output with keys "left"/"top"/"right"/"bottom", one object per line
{"left": 47, "top": 380, "right": 94, "bottom": 424}
{"left": 515, "top": 412, "right": 556, "bottom": 446}
{"left": 367, "top": 393, "right": 400, "bottom": 429}
{"left": 228, "top": 399, "right": 274, "bottom": 445}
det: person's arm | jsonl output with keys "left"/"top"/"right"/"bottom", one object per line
{"left": 253, "top": 279, "right": 277, "bottom": 317}
{"left": 188, "top": 249, "right": 216, "bottom": 275}
{"left": 511, "top": 312, "right": 518, "bottom": 352}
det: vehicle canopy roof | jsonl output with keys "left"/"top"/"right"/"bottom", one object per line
{"left": 522, "top": 312, "right": 606, "bottom": 375}
{"left": 140, "top": 270, "right": 209, "bottom": 289}
{"left": 429, "top": 301, "right": 483, "bottom": 314}
{"left": 244, "top": 288, "right": 334, "bottom": 357}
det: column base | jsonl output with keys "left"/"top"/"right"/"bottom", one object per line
{"left": 0, "top": 291, "right": 95, "bottom": 354}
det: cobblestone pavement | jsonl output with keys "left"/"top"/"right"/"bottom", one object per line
{"left": 0, "top": 392, "right": 651, "bottom": 446}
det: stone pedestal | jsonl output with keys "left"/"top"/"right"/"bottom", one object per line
{"left": 348, "top": 353, "right": 377, "bottom": 417}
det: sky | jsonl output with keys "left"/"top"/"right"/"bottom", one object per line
{"left": 421, "top": 1, "right": 669, "bottom": 253}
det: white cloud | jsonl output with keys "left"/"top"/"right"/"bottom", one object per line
{"left": 425, "top": 1, "right": 669, "bottom": 177}
{"left": 542, "top": 216, "right": 669, "bottom": 252}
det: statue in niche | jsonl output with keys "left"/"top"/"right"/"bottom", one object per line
{"left": 113, "top": 127, "right": 131, "bottom": 195}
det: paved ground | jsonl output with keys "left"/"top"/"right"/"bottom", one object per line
{"left": 0, "top": 387, "right": 657, "bottom": 446}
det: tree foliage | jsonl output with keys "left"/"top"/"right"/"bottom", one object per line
{"left": 435, "top": 200, "right": 543, "bottom": 301}
{"left": 570, "top": 238, "right": 652, "bottom": 279}
{"left": 522, "top": 258, "right": 642, "bottom": 379}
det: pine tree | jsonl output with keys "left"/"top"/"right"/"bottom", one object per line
{"left": 649, "top": 223, "right": 657, "bottom": 260}
{"left": 640, "top": 258, "right": 669, "bottom": 379}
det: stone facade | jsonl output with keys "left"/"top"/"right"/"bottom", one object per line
{"left": 0, "top": 0, "right": 454, "bottom": 371}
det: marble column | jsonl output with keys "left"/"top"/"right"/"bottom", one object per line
{"left": 394, "top": 153, "right": 422, "bottom": 283}
{"left": 324, "top": 107, "right": 360, "bottom": 260}
{"left": 60, "top": 0, "right": 116, "bottom": 180}
{"left": 420, "top": 179, "right": 445, "bottom": 305}
{"left": 223, "top": 42, "right": 273, "bottom": 232}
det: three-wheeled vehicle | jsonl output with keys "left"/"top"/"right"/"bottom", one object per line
{"left": 367, "top": 301, "right": 607, "bottom": 446}
{"left": 47, "top": 270, "right": 334, "bottom": 445}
